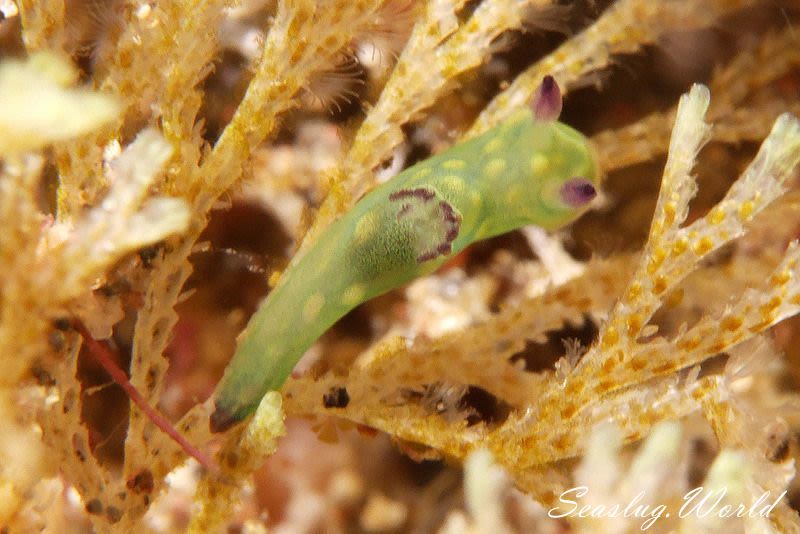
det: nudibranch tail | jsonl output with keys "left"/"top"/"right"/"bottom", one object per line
{"left": 210, "top": 403, "right": 240, "bottom": 433}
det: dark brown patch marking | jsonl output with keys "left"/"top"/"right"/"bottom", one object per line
{"left": 389, "top": 188, "right": 461, "bottom": 264}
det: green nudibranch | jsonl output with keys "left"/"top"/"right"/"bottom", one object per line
{"left": 210, "top": 76, "right": 599, "bottom": 432}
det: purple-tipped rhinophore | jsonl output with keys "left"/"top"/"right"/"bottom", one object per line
{"left": 560, "top": 177, "right": 596, "bottom": 208}
{"left": 532, "top": 75, "right": 562, "bottom": 121}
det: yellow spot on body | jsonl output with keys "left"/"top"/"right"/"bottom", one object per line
{"left": 443, "top": 175, "right": 465, "bottom": 194}
{"left": 441, "top": 159, "right": 466, "bottom": 170}
{"left": 482, "top": 137, "right": 503, "bottom": 154}
{"left": 531, "top": 154, "right": 549, "bottom": 174}
{"left": 354, "top": 211, "right": 378, "bottom": 244}
{"left": 414, "top": 167, "right": 432, "bottom": 180}
{"left": 470, "top": 191, "right": 481, "bottom": 206}
{"left": 342, "top": 284, "right": 365, "bottom": 306}
{"left": 483, "top": 158, "right": 507, "bottom": 177}
{"left": 303, "top": 293, "right": 325, "bottom": 322}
